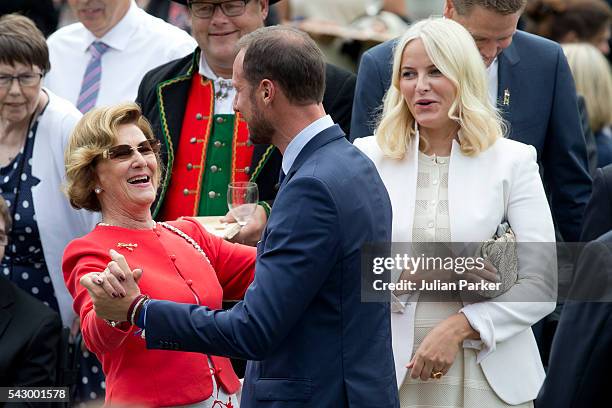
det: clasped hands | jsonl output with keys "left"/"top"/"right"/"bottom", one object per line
{"left": 80, "top": 249, "right": 143, "bottom": 322}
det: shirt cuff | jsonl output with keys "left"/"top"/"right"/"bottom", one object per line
{"left": 136, "top": 299, "right": 154, "bottom": 329}
{"left": 460, "top": 304, "right": 495, "bottom": 363}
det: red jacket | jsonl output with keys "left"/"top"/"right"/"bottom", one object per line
{"left": 63, "top": 218, "right": 255, "bottom": 407}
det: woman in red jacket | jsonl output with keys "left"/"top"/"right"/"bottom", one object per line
{"left": 62, "top": 102, "right": 255, "bottom": 407}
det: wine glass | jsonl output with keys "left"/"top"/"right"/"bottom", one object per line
{"left": 227, "top": 182, "right": 259, "bottom": 226}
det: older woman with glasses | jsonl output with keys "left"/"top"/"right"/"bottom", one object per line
{"left": 63, "top": 102, "right": 256, "bottom": 407}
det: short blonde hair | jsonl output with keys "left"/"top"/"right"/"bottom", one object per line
{"left": 562, "top": 43, "right": 612, "bottom": 133}
{"left": 375, "top": 17, "right": 504, "bottom": 159}
{"left": 64, "top": 103, "right": 161, "bottom": 211}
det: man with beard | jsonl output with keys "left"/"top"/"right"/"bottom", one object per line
{"left": 136, "top": 0, "right": 355, "bottom": 246}
{"left": 82, "top": 26, "right": 398, "bottom": 408}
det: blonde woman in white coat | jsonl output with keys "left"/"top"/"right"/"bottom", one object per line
{"left": 355, "top": 18, "right": 556, "bottom": 407}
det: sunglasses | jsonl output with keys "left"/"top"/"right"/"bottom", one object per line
{"left": 102, "top": 139, "right": 161, "bottom": 160}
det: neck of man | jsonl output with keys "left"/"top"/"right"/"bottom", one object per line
{"left": 206, "top": 55, "right": 234, "bottom": 79}
{"left": 274, "top": 103, "right": 327, "bottom": 155}
{"left": 101, "top": 206, "right": 155, "bottom": 230}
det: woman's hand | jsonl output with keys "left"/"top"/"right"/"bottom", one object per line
{"left": 80, "top": 249, "right": 144, "bottom": 321}
{"left": 407, "top": 313, "right": 479, "bottom": 381}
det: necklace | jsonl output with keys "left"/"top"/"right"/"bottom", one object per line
{"left": 157, "top": 221, "right": 212, "bottom": 267}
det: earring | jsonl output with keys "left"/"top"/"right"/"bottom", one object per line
{"left": 94, "top": 187, "right": 102, "bottom": 194}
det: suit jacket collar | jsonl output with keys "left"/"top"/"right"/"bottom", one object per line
{"left": 282, "top": 124, "right": 345, "bottom": 187}
{"left": 497, "top": 36, "right": 521, "bottom": 126}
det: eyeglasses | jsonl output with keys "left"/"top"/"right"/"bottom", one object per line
{"left": 0, "top": 73, "right": 44, "bottom": 88}
{"left": 188, "top": 0, "right": 250, "bottom": 18}
{"left": 102, "top": 139, "right": 161, "bottom": 160}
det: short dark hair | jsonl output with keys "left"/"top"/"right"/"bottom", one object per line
{"left": 237, "top": 26, "right": 325, "bottom": 105}
{"left": 0, "top": 196, "right": 11, "bottom": 233}
{"left": 0, "top": 14, "right": 50, "bottom": 73}
{"left": 524, "top": 0, "right": 611, "bottom": 43}
{"left": 452, "top": 0, "right": 527, "bottom": 15}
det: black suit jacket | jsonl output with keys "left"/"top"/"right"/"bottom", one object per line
{"left": 0, "top": 276, "right": 62, "bottom": 387}
{"left": 136, "top": 49, "right": 355, "bottom": 218}
{"left": 537, "top": 231, "right": 612, "bottom": 407}
{"left": 581, "top": 164, "right": 612, "bottom": 241}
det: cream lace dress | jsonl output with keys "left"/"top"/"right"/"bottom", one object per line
{"left": 398, "top": 152, "right": 533, "bottom": 408}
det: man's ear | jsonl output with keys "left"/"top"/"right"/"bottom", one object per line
{"left": 260, "top": 0, "right": 270, "bottom": 21}
{"left": 261, "top": 79, "right": 274, "bottom": 104}
{"left": 443, "top": 0, "right": 455, "bottom": 19}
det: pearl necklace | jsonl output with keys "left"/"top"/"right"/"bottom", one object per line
{"left": 157, "top": 221, "right": 212, "bottom": 267}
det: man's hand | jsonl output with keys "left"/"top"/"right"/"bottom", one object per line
{"left": 221, "top": 204, "right": 268, "bottom": 246}
{"left": 79, "top": 249, "right": 143, "bottom": 322}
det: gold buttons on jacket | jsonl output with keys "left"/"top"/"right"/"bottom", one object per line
{"left": 208, "top": 191, "right": 218, "bottom": 199}
{"left": 210, "top": 165, "right": 219, "bottom": 173}
{"left": 214, "top": 140, "right": 222, "bottom": 148}
{"left": 187, "top": 163, "right": 193, "bottom": 171}
{"left": 195, "top": 113, "right": 203, "bottom": 120}
{"left": 216, "top": 117, "right": 224, "bottom": 124}
{"left": 190, "top": 137, "right": 197, "bottom": 144}
{"left": 183, "top": 188, "right": 189, "bottom": 196}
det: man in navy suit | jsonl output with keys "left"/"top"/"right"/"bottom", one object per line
{"left": 537, "top": 230, "right": 612, "bottom": 407}
{"left": 351, "top": 0, "right": 591, "bottom": 243}
{"left": 84, "top": 26, "right": 399, "bottom": 408}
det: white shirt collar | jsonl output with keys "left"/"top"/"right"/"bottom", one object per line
{"left": 282, "top": 115, "right": 335, "bottom": 175}
{"left": 198, "top": 52, "right": 235, "bottom": 115}
{"left": 486, "top": 57, "right": 499, "bottom": 107}
{"left": 81, "top": 0, "right": 139, "bottom": 52}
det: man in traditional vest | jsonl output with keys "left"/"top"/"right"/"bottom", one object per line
{"left": 136, "top": 0, "right": 355, "bottom": 245}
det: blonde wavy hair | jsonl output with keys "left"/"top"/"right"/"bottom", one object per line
{"left": 375, "top": 17, "right": 505, "bottom": 159}
{"left": 562, "top": 43, "right": 612, "bottom": 133}
{"left": 64, "top": 103, "right": 161, "bottom": 212}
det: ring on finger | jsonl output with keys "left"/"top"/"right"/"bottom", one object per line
{"left": 431, "top": 370, "right": 443, "bottom": 379}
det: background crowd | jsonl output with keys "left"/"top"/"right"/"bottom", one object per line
{"left": 0, "top": 0, "right": 611, "bottom": 407}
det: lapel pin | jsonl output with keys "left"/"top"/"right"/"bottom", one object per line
{"left": 117, "top": 242, "right": 138, "bottom": 252}
{"left": 503, "top": 89, "right": 511, "bottom": 106}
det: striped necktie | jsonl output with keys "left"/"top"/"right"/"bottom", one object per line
{"left": 77, "top": 41, "right": 110, "bottom": 113}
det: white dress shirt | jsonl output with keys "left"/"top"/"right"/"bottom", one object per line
{"left": 282, "top": 115, "right": 335, "bottom": 174}
{"left": 199, "top": 53, "right": 236, "bottom": 115}
{"left": 487, "top": 57, "right": 499, "bottom": 107}
{"left": 45, "top": 1, "right": 196, "bottom": 108}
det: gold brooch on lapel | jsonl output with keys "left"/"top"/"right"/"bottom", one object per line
{"left": 503, "top": 89, "right": 511, "bottom": 106}
{"left": 117, "top": 242, "right": 138, "bottom": 252}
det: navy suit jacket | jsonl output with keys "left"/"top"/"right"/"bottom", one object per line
{"left": 144, "top": 124, "right": 399, "bottom": 408}
{"left": 351, "top": 30, "right": 592, "bottom": 242}
{"left": 581, "top": 164, "right": 612, "bottom": 242}
{"left": 537, "top": 230, "right": 612, "bottom": 407}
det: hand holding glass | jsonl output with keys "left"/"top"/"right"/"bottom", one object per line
{"left": 227, "top": 182, "right": 259, "bottom": 226}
